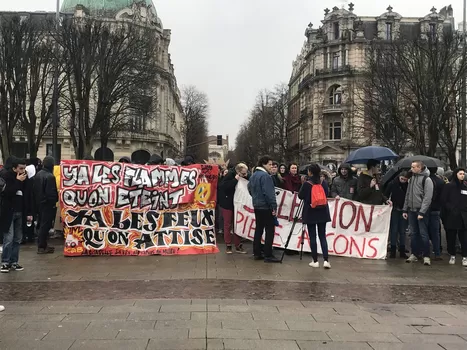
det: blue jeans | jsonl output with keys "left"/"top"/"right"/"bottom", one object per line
{"left": 390, "top": 209, "right": 407, "bottom": 248}
{"left": 428, "top": 211, "right": 441, "bottom": 256}
{"left": 408, "top": 211, "right": 430, "bottom": 257}
{"left": 1, "top": 212, "right": 23, "bottom": 265}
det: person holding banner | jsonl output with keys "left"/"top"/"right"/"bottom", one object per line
{"left": 247, "top": 156, "right": 280, "bottom": 263}
{"left": 298, "top": 164, "right": 331, "bottom": 269}
{"left": 219, "top": 164, "right": 248, "bottom": 254}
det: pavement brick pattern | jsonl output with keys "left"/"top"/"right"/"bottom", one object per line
{"left": 0, "top": 299, "right": 467, "bottom": 349}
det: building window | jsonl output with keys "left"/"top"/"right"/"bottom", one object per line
{"left": 332, "top": 55, "right": 339, "bottom": 70}
{"left": 429, "top": 23, "right": 436, "bottom": 39}
{"left": 46, "top": 144, "right": 61, "bottom": 164}
{"left": 329, "top": 121, "right": 342, "bottom": 140}
{"left": 329, "top": 86, "right": 342, "bottom": 106}
{"left": 386, "top": 22, "right": 392, "bottom": 40}
{"left": 333, "top": 22, "right": 340, "bottom": 40}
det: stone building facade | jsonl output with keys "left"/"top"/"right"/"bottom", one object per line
{"left": 207, "top": 135, "right": 229, "bottom": 164}
{"left": 9, "top": 0, "right": 184, "bottom": 164}
{"left": 287, "top": 4, "right": 455, "bottom": 165}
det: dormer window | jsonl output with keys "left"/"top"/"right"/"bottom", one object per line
{"left": 386, "top": 22, "right": 393, "bottom": 40}
{"left": 333, "top": 22, "right": 340, "bottom": 40}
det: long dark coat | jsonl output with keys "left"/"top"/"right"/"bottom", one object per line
{"left": 441, "top": 176, "right": 467, "bottom": 230}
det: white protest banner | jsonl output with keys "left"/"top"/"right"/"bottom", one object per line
{"left": 234, "top": 179, "right": 391, "bottom": 259}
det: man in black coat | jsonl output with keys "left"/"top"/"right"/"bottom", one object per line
{"left": 0, "top": 157, "right": 32, "bottom": 273}
{"left": 34, "top": 156, "right": 58, "bottom": 254}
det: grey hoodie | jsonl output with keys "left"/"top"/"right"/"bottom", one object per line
{"left": 403, "top": 168, "right": 433, "bottom": 216}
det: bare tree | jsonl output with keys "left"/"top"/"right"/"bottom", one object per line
{"left": 181, "top": 85, "right": 209, "bottom": 162}
{"left": 0, "top": 14, "right": 57, "bottom": 161}
{"left": 358, "top": 28, "right": 467, "bottom": 168}
{"left": 56, "top": 17, "right": 159, "bottom": 159}
{"left": 234, "top": 84, "right": 290, "bottom": 165}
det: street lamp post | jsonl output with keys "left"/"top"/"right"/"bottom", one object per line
{"left": 461, "top": 0, "right": 467, "bottom": 167}
{"left": 52, "top": 0, "right": 60, "bottom": 163}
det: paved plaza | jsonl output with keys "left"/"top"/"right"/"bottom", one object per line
{"left": 0, "top": 241, "right": 467, "bottom": 349}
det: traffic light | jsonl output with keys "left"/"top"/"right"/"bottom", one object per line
{"left": 216, "top": 135, "right": 222, "bottom": 146}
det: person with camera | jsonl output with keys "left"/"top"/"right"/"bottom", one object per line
{"left": 0, "top": 157, "right": 33, "bottom": 273}
{"left": 219, "top": 163, "right": 249, "bottom": 254}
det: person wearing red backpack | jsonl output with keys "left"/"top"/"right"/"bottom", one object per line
{"left": 298, "top": 164, "right": 331, "bottom": 269}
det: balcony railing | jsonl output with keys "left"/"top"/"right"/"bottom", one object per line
{"left": 315, "top": 65, "right": 352, "bottom": 77}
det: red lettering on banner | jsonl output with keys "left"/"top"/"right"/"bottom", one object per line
{"left": 277, "top": 191, "right": 288, "bottom": 220}
{"left": 350, "top": 237, "right": 365, "bottom": 257}
{"left": 326, "top": 233, "right": 335, "bottom": 253}
{"left": 339, "top": 201, "right": 357, "bottom": 229}
{"left": 355, "top": 205, "right": 374, "bottom": 232}
{"left": 236, "top": 211, "right": 244, "bottom": 226}
{"left": 331, "top": 198, "right": 340, "bottom": 228}
{"left": 366, "top": 237, "right": 379, "bottom": 258}
{"left": 289, "top": 193, "right": 301, "bottom": 223}
{"left": 243, "top": 205, "right": 254, "bottom": 213}
{"left": 296, "top": 226, "right": 310, "bottom": 249}
{"left": 333, "top": 234, "right": 349, "bottom": 255}
{"left": 246, "top": 216, "right": 256, "bottom": 240}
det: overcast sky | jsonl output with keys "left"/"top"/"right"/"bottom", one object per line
{"left": 0, "top": 1, "right": 464, "bottom": 148}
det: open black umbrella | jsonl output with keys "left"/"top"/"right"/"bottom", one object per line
{"left": 394, "top": 155, "right": 443, "bottom": 169}
{"left": 344, "top": 146, "right": 398, "bottom": 164}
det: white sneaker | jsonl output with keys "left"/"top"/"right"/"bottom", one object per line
{"left": 309, "top": 261, "right": 319, "bottom": 268}
{"left": 323, "top": 261, "right": 331, "bottom": 269}
{"left": 406, "top": 254, "right": 418, "bottom": 263}
{"left": 449, "top": 256, "right": 456, "bottom": 265}
{"left": 423, "top": 257, "right": 431, "bottom": 266}
{"left": 0, "top": 305, "right": 4, "bottom": 312}
{"left": 462, "top": 258, "right": 467, "bottom": 267}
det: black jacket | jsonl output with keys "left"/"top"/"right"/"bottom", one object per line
{"left": 384, "top": 177, "right": 408, "bottom": 210}
{"left": 429, "top": 175, "right": 445, "bottom": 212}
{"left": 357, "top": 172, "right": 387, "bottom": 205}
{"left": 441, "top": 175, "right": 467, "bottom": 230}
{"left": 0, "top": 170, "right": 33, "bottom": 232}
{"left": 34, "top": 168, "right": 59, "bottom": 212}
{"left": 218, "top": 171, "right": 238, "bottom": 211}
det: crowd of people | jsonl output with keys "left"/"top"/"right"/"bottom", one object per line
{"left": 217, "top": 156, "right": 467, "bottom": 269}
{"left": 1, "top": 152, "right": 466, "bottom": 312}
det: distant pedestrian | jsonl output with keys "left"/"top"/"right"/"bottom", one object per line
{"left": 440, "top": 168, "right": 467, "bottom": 266}
{"left": 298, "top": 164, "right": 331, "bottom": 269}
{"left": 247, "top": 155, "right": 280, "bottom": 263}
{"left": 403, "top": 161, "right": 433, "bottom": 266}
{"left": 34, "top": 156, "right": 59, "bottom": 255}
{"left": 1, "top": 157, "right": 32, "bottom": 273}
